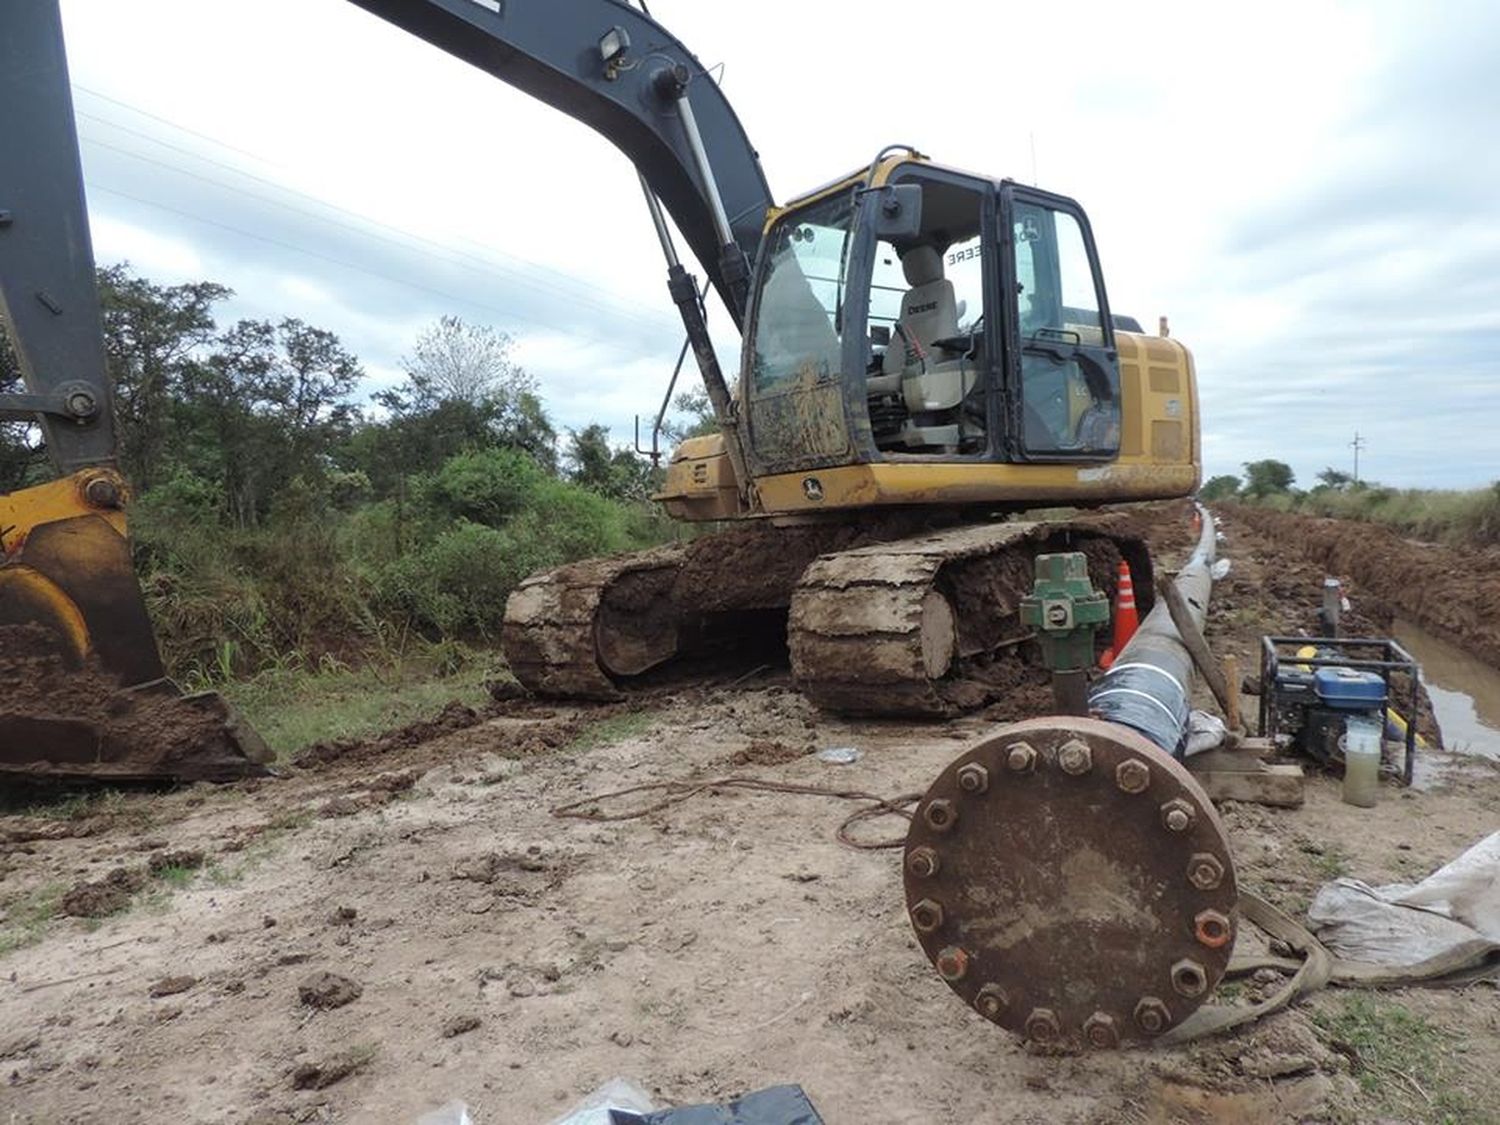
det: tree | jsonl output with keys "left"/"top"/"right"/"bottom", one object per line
{"left": 0, "top": 322, "right": 47, "bottom": 492}
{"left": 97, "top": 264, "right": 229, "bottom": 490}
{"left": 176, "top": 316, "right": 363, "bottom": 526}
{"left": 345, "top": 317, "right": 558, "bottom": 508}
{"left": 1199, "top": 474, "right": 1240, "bottom": 501}
{"left": 1315, "top": 467, "right": 1353, "bottom": 492}
{"left": 566, "top": 423, "right": 661, "bottom": 501}
{"left": 403, "top": 316, "right": 524, "bottom": 406}
{"left": 660, "top": 388, "right": 720, "bottom": 446}
{"left": 566, "top": 424, "right": 615, "bottom": 493}
{"left": 1242, "top": 459, "right": 1295, "bottom": 499}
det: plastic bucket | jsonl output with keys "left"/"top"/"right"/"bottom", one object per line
{"left": 1341, "top": 714, "right": 1382, "bottom": 808}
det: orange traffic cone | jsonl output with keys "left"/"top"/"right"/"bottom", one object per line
{"left": 1099, "top": 559, "right": 1139, "bottom": 670}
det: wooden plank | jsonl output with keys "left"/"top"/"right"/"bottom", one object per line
{"left": 1223, "top": 653, "right": 1242, "bottom": 731}
{"left": 1192, "top": 763, "right": 1305, "bottom": 808}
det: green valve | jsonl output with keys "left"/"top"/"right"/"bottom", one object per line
{"left": 1019, "top": 552, "right": 1110, "bottom": 673}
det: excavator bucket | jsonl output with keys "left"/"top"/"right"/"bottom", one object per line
{"left": 0, "top": 472, "right": 272, "bottom": 783}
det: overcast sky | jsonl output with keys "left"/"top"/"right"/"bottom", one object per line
{"left": 57, "top": 0, "right": 1500, "bottom": 489}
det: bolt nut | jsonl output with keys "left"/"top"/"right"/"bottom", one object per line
{"left": 83, "top": 475, "right": 122, "bottom": 509}
{"left": 1171, "top": 958, "right": 1209, "bottom": 998}
{"left": 1194, "top": 909, "right": 1233, "bottom": 949}
{"left": 1134, "top": 996, "right": 1171, "bottom": 1035}
{"left": 910, "top": 898, "right": 944, "bottom": 934}
{"left": 1005, "top": 741, "right": 1037, "bottom": 772}
{"left": 1187, "top": 851, "right": 1226, "bottom": 891}
{"left": 1160, "top": 797, "right": 1196, "bottom": 832}
{"left": 64, "top": 389, "right": 98, "bottom": 419}
{"left": 1115, "top": 759, "right": 1150, "bottom": 794}
{"left": 974, "top": 983, "right": 1008, "bottom": 1021}
{"left": 923, "top": 798, "right": 957, "bottom": 833}
{"left": 956, "top": 763, "right": 990, "bottom": 794}
{"left": 1082, "top": 1012, "right": 1120, "bottom": 1049}
{"left": 935, "top": 945, "right": 969, "bottom": 982}
{"left": 1057, "top": 739, "right": 1093, "bottom": 776}
{"left": 906, "top": 846, "right": 940, "bottom": 879}
{"left": 1024, "top": 1007, "right": 1061, "bottom": 1042}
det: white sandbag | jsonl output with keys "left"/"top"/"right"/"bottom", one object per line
{"left": 1391, "top": 830, "right": 1500, "bottom": 941}
{"left": 1308, "top": 831, "right": 1500, "bottom": 967}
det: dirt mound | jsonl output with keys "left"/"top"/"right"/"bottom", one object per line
{"left": 296, "top": 700, "right": 485, "bottom": 770}
{"left": 60, "top": 866, "right": 147, "bottom": 918}
{"left": 0, "top": 623, "right": 268, "bottom": 782}
{"left": 1227, "top": 506, "right": 1500, "bottom": 667}
{"left": 727, "top": 739, "right": 810, "bottom": 766}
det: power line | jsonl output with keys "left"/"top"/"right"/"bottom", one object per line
{"left": 75, "top": 123, "right": 680, "bottom": 334}
{"left": 70, "top": 84, "right": 686, "bottom": 331}
{"left": 72, "top": 83, "right": 278, "bottom": 167}
{"left": 79, "top": 132, "right": 678, "bottom": 335}
{"left": 84, "top": 181, "right": 675, "bottom": 359}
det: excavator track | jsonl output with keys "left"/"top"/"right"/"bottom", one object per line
{"left": 502, "top": 515, "right": 1150, "bottom": 715}
{"left": 789, "top": 518, "right": 1147, "bottom": 716}
{"left": 501, "top": 544, "right": 690, "bottom": 699}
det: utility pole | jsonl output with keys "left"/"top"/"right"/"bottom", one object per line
{"left": 1350, "top": 430, "right": 1366, "bottom": 484}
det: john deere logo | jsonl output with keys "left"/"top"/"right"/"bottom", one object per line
{"left": 802, "top": 477, "right": 824, "bottom": 501}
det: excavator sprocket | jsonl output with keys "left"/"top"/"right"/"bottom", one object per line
{"left": 501, "top": 544, "right": 691, "bottom": 699}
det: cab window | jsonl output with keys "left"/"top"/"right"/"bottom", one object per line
{"left": 1013, "top": 201, "right": 1120, "bottom": 458}
{"left": 864, "top": 176, "right": 989, "bottom": 457}
{"left": 749, "top": 194, "right": 850, "bottom": 391}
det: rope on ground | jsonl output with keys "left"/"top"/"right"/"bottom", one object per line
{"left": 1164, "top": 890, "right": 1500, "bottom": 1044}
{"left": 550, "top": 775, "right": 922, "bottom": 850}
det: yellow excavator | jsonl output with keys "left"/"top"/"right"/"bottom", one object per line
{"left": 1, "top": 0, "right": 1197, "bottom": 780}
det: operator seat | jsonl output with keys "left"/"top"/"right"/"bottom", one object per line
{"left": 881, "top": 245, "right": 958, "bottom": 380}
{"left": 877, "top": 245, "right": 979, "bottom": 450}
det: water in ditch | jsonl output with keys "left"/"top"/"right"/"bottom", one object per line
{"left": 1392, "top": 618, "right": 1500, "bottom": 779}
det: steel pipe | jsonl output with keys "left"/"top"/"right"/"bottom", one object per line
{"left": 1089, "top": 507, "right": 1217, "bottom": 756}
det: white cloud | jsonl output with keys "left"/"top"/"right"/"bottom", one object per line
{"left": 88, "top": 213, "right": 202, "bottom": 277}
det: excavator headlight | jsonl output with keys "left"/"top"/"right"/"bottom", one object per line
{"left": 599, "top": 26, "right": 630, "bottom": 64}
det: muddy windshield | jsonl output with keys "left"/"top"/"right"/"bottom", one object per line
{"left": 749, "top": 193, "right": 852, "bottom": 391}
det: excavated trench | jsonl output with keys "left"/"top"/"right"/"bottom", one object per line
{"left": 1393, "top": 617, "right": 1500, "bottom": 762}
{"left": 1225, "top": 504, "right": 1500, "bottom": 766}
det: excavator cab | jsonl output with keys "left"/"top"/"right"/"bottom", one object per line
{"left": 742, "top": 158, "right": 1125, "bottom": 481}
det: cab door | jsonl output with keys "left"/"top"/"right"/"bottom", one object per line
{"left": 742, "top": 190, "right": 857, "bottom": 475}
{"left": 1000, "top": 187, "right": 1122, "bottom": 461}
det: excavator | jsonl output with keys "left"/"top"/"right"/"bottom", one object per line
{"left": 0, "top": 0, "right": 1198, "bottom": 781}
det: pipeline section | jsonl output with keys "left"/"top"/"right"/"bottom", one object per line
{"left": 1088, "top": 507, "right": 1216, "bottom": 756}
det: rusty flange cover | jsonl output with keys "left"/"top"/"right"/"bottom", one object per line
{"left": 904, "top": 716, "right": 1237, "bottom": 1049}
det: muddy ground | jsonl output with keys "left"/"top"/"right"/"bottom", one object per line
{"left": 2, "top": 503, "right": 1499, "bottom": 1124}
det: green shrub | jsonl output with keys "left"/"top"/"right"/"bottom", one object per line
{"left": 1246, "top": 479, "right": 1500, "bottom": 548}
{"left": 421, "top": 447, "right": 548, "bottom": 526}
{"left": 372, "top": 521, "right": 522, "bottom": 637}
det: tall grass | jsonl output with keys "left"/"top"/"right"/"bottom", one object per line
{"left": 129, "top": 449, "right": 678, "bottom": 681}
{"left": 1239, "top": 482, "right": 1500, "bottom": 548}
